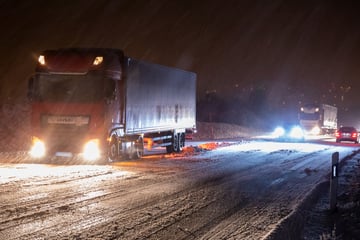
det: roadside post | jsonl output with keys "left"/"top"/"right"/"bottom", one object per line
{"left": 330, "top": 152, "right": 339, "bottom": 212}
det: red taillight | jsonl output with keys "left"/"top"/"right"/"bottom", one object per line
{"left": 335, "top": 131, "right": 340, "bottom": 137}
{"left": 352, "top": 132, "right": 358, "bottom": 138}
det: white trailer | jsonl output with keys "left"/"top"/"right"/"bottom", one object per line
{"left": 299, "top": 103, "right": 337, "bottom": 135}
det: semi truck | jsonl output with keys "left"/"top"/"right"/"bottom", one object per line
{"left": 27, "top": 48, "right": 196, "bottom": 161}
{"left": 298, "top": 103, "right": 337, "bottom": 135}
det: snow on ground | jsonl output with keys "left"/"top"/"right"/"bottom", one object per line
{"left": 301, "top": 150, "right": 360, "bottom": 239}
{"left": 1, "top": 102, "right": 360, "bottom": 239}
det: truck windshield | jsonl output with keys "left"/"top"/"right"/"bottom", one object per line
{"left": 34, "top": 74, "right": 105, "bottom": 103}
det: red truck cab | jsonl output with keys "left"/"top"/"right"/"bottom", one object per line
{"left": 28, "top": 49, "right": 122, "bottom": 160}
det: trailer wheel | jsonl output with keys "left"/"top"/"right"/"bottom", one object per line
{"left": 131, "top": 148, "right": 142, "bottom": 159}
{"left": 173, "top": 133, "right": 182, "bottom": 153}
{"left": 166, "top": 132, "right": 184, "bottom": 153}
{"left": 108, "top": 136, "right": 118, "bottom": 162}
{"left": 172, "top": 133, "right": 178, "bottom": 152}
{"left": 179, "top": 133, "right": 185, "bottom": 149}
{"left": 131, "top": 137, "right": 144, "bottom": 159}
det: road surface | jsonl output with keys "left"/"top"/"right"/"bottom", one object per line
{"left": 0, "top": 139, "right": 359, "bottom": 239}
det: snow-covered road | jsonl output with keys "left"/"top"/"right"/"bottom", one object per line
{"left": 0, "top": 140, "right": 359, "bottom": 239}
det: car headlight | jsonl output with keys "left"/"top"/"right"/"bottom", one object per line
{"left": 290, "top": 126, "right": 304, "bottom": 139}
{"left": 29, "top": 137, "right": 46, "bottom": 158}
{"left": 83, "top": 139, "right": 101, "bottom": 161}
{"left": 273, "top": 127, "right": 285, "bottom": 138}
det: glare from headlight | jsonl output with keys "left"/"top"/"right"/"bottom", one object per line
{"left": 83, "top": 139, "right": 101, "bottom": 161}
{"left": 311, "top": 126, "right": 321, "bottom": 135}
{"left": 290, "top": 126, "right": 304, "bottom": 139}
{"left": 29, "top": 138, "right": 46, "bottom": 158}
{"left": 273, "top": 127, "right": 285, "bottom": 138}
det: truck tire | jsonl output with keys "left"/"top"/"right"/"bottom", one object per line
{"left": 180, "top": 133, "right": 185, "bottom": 150}
{"left": 131, "top": 137, "right": 144, "bottom": 159}
{"left": 166, "top": 133, "right": 179, "bottom": 153}
{"left": 173, "top": 133, "right": 182, "bottom": 153}
{"left": 108, "top": 136, "right": 118, "bottom": 162}
{"left": 172, "top": 133, "right": 178, "bottom": 152}
{"left": 166, "top": 132, "right": 184, "bottom": 153}
{"left": 131, "top": 148, "right": 143, "bottom": 159}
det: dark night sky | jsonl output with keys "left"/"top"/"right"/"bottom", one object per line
{"left": 1, "top": 0, "right": 360, "bottom": 123}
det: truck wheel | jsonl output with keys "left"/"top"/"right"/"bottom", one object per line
{"left": 176, "top": 133, "right": 185, "bottom": 152}
{"left": 166, "top": 133, "right": 183, "bottom": 153}
{"left": 131, "top": 147, "right": 143, "bottom": 159}
{"left": 173, "top": 133, "right": 182, "bottom": 153}
{"left": 131, "top": 137, "right": 144, "bottom": 159}
{"left": 108, "top": 136, "right": 118, "bottom": 162}
{"left": 172, "top": 133, "right": 178, "bottom": 152}
{"left": 179, "top": 133, "right": 185, "bottom": 149}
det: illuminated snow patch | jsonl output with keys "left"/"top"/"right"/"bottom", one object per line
{"left": 0, "top": 164, "right": 133, "bottom": 184}
{"left": 76, "top": 190, "right": 106, "bottom": 202}
{"left": 221, "top": 141, "right": 329, "bottom": 153}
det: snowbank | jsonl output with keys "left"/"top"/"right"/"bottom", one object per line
{"left": 193, "top": 121, "right": 262, "bottom": 140}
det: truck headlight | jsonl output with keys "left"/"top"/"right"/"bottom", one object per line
{"left": 311, "top": 126, "right": 321, "bottom": 135}
{"left": 290, "top": 126, "right": 304, "bottom": 139}
{"left": 30, "top": 137, "right": 46, "bottom": 158}
{"left": 83, "top": 139, "right": 101, "bottom": 161}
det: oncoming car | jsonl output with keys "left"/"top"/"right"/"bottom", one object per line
{"left": 272, "top": 123, "right": 305, "bottom": 141}
{"left": 335, "top": 126, "right": 359, "bottom": 143}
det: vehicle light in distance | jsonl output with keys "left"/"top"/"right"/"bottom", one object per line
{"left": 272, "top": 127, "right": 285, "bottom": 138}
{"left": 335, "top": 131, "right": 340, "bottom": 138}
{"left": 290, "top": 126, "right": 304, "bottom": 139}
{"left": 310, "top": 126, "right": 321, "bottom": 135}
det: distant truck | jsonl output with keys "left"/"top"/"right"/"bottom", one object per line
{"left": 299, "top": 103, "right": 337, "bottom": 135}
{"left": 27, "top": 48, "right": 197, "bottom": 161}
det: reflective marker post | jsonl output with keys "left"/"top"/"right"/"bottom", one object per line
{"left": 330, "top": 152, "right": 339, "bottom": 212}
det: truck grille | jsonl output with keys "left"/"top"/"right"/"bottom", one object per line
{"left": 41, "top": 114, "right": 90, "bottom": 131}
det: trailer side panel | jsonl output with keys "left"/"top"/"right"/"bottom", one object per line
{"left": 124, "top": 58, "right": 196, "bottom": 134}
